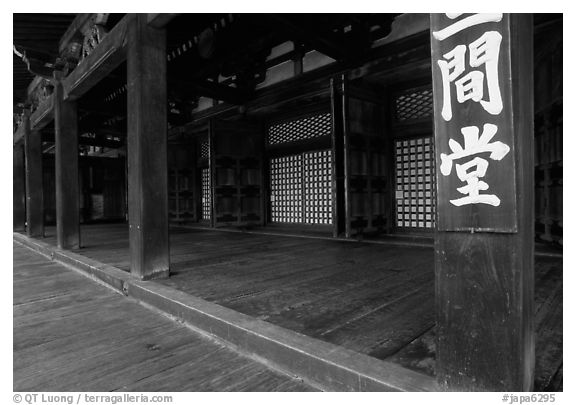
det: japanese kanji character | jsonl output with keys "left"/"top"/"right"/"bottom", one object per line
{"left": 436, "top": 31, "right": 503, "bottom": 121}
{"left": 440, "top": 123, "right": 510, "bottom": 207}
{"left": 433, "top": 13, "right": 503, "bottom": 41}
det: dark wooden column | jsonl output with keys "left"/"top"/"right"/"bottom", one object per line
{"left": 54, "top": 75, "right": 80, "bottom": 250}
{"left": 431, "top": 14, "right": 534, "bottom": 391}
{"left": 330, "top": 75, "right": 347, "bottom": 238}
{"left": 126, "top": 13, "right": 170, "bottom": 280}
{"left": 23, "top": 110, "right": 44, "bottom": 238}
{"left": 13, "top": 142, "right": 26, "bottom": 231}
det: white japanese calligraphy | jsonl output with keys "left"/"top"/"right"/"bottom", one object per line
{"left": 432, "top": 13, "right": 503, "bottom": 41}
{"left": 440, "top": 123, "right": 510, "bottom": 206}
{"left": 437, "top": 31, "right": 503, "bottom": 121}
{"left": 469, "top": 31, "right": 503, "bottom": 115}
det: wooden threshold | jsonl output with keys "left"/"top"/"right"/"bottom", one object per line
{"left": 172, "top": 223, "right": 561, "bottom": 258}
{"left": 173, "top": 223, "right": 434, "bottom": 249}
{"left": 13, "top": 232, "right": 438, "bottom": 392}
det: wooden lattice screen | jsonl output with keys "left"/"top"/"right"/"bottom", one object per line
{"left": 303, "top": 150, "right": 332, "bottom": 225}
{"left": 200, "top": 140, "right": 210, "bottom": 159}
{"left": 270, "top": 155, "right": 303, "bottom": 223}
{"left": 394, "top": 88, "right": 434, "bottom": 122}
{"left": 267, "top": 113, "right": 333, "bottom": 225}
{"left": 268, "top": 113, "right": 332, "bottom": 145}
{"left": 270, "top": 151, "right": 332, "bottom": 225}
{"left": 395, "top": 136, "right": 435, "bottom": 229}
{"left": 201, "top": 167, "right": 211, "bottom": 220}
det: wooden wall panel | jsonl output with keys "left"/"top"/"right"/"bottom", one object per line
{"left": 341, "top": 79, "right": 388, "bottom": 238}
{"left": 211, "top": 120, "right": 263, "bottom": 227}
{"left": 168, "top": 143, "right": 197, "bottom": 223}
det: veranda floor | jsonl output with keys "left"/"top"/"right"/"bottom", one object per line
{"left": 34, "top": 223, "right": 562, "bottom": 391}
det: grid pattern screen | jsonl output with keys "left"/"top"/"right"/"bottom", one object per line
{"left": 395, "top": 88, "right": 433, "bottom": 122}
{"left": 268, "top": 113, "right": 332, "bottom": 146}
{"left": 303, "top": 150, "right": 332, "bottom": 225}
{"left": 270, "top": 151, "right": 332, "bottom": 225}
{"left": 270, "top": 155, "right": 303, "bottom": 223}
{"left": 200, "top": 140, "right": 210, "bottom": 159}
{"left": 395, "top": 136, "right": 435, "bottom": 229}
{"left": 202, "top": 168, "right": 211, "bottom": 220}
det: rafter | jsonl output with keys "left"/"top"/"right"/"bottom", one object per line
{"left": 262, "top": 14, "right": 366, "bottom": 61}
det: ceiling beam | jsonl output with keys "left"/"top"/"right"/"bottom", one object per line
{"left": 42, "top": 130, "right": 125, "bottom": 148}
{"left": 147, "top": 13, "right": 180, "bottom": 29}
{"left": 172, "top": 79, "right": 248, "bottom": 105}
{"left": 168, "top": 30, "right": 281, "bottom": 81}
{"left": 263, "top": 14, "right": 364, "bottom": 61}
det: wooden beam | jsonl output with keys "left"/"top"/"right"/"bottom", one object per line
{"left": 173, "top": 79, "right": 247, "bottom": 105}
{"left": 170, "top": 31, "right": 282, "bottom": 81}
{"left": 27, "top": 75, "right": 45, "bottom": 98}
{"left": 13, "top": 143, "right": 26, "bottom": 231}
{"left": 265, "top": 15, "right": 362, "bottom": 61}
{"left": 43, "top": 133, "right": 124, "bottom": 149}
{"left": 126, "top": 14, "right": 170, "bottom": 280}
{"left": 58, "top": 13, "right": 93, "bottom": 55}
{"left": 62, "top": 14, "right": 130, "bottom": 101}
{"left": 147, "top": 13, "right": 179, "bottom": 29}
{"left": 54, "top": 75, "right": 80, "bottom": 250}
{"left": 23, "top": 110, "right": 44, "bottom": 238}
{"left": 430, "top": 13, "right": 534, "bottom": 391}
{"left": 30, "top": 95, "right": 54, "bottom": 131}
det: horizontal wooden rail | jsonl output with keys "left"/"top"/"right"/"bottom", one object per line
{"left": 30, "top": 95, "right": 54, "bottom": 130}
{"left": 62, "top": 14, "right": 130, "bottom": 101}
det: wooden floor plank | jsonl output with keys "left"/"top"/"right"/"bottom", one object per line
{"left": 13, "top": 242, "right": 316, "bottom": 392}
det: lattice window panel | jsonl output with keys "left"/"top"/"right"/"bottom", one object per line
{"left": 201, "top": 168, "right": 211, "bottom": 220}
{"left": 268, "top": 113, "right": 332, "bottom": 146}
{"left": 395, "top": 137, "right": 436, "bottom": 229}
{"left": 303, "top": 150, "right": 332, "bottom": 225}
{"left": 200, "top": 139, "right": 210, "bottom": 159}
{"left": 395, "top": 88, "right": 433, "bottom": 122}
{"left": 270, "top": 155, "right": 303, "bottom": 223}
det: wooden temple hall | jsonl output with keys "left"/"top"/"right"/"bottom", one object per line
{"left": 12, "top": 13, "right": 563, "bottom": 392}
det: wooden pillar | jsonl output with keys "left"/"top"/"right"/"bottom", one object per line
{"left": 23, "top": 110, "right": 44, "bottom": 238}
{"left": 126, "top": 13, "right": 170, "bottom": 280}
{"left": 13, "top": 142, "right": 26, "bottom": 231}
{"left": 330, "top": 75, "right": 347, "bottom": 237}
{"left": 54, "top": 75, "right": 80, "bottom": 249}
{"left": 430, "top": 14, "right": 534, "bottom": 391}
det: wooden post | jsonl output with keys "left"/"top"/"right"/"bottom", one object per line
{"left": 54, "top": 74, "right": 80, "bottom": 249}
{"left": 126, "top": 13, "right": 170, "bottom": 280}
{"left": 430, "top": 14, "right": 534, "bottom": 391}
{"left": 13, "top": 142, "right": 26, "bottom": 231}
{"left": 23, "top": 110, "right": 44, "bottom": 238}
{"left": 330, "top": 75, "right": 346, "bottom": 237}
